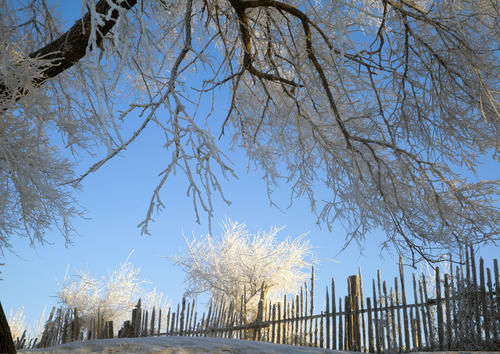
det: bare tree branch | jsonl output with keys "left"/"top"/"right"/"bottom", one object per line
{"left": 0, "top": 0, "right": 137, "bottom": 102}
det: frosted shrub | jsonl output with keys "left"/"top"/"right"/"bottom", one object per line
{"left": 7, "top": 307, "right": 26, "bottom": 341}
{"left": 56, "top": 252, "right": 149, "bottom": 331}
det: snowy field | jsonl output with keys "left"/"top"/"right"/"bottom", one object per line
{"left": 18, "top": 336, "right": 500, "bottom": 354}
{"left": 20, "top": 336, "right": 343, "bottom": 353}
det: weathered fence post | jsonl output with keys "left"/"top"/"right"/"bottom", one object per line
{"left": 72, "top": 308, "right": 79, "bottom": 341}
{"left": 344, "top": 295, "right": 350, "bottom": 350}
{"left": 180, "top": 297, "right": 186, "bottom": 336}
{"left": 325, "top": 287, "right": 330, "bottom": 349}
{"left": 132, "top": 299, "right": 142, "bottom": 337}
{"left": 372, "top": 279, "right": 380, "bottom": 353}
{"left": 158, "top": 308, "right": 162, "bottom": 335}
{"left": 399, "top": 256, "right": 410, "bottom": 352}
{"left": 367, "top": 297, "right": 374, "bottom": 352}
{"left": 395, "top": 277, "right": 403, "bottom": 349}
{"left": 189, "top": 299, "right": 195, "bottom": 336}
{"left": 487, "top": 268, "right": 497, "bottom": 342}
{"left": 338, "top": 297, "right": 343, "bottom": 350}
{"left": 412, "top": 274, "right": 422, "bottom": 350}
{"left": 382, "top": 281, "right": 391, "bottom": 352}
{"left": 347, "top": 275, "right": 361, "bottom": 351}
{"left": 444, "top": 274, "right": 452, "bottom": 349}
{"left": 254, "top": 288, "right": 265, "bottom": 341}
{"left": 422, "top": 275, "right": 435, "bottom": 350}
{"left": 331, "top": 278, "right": 336, "bottom": 350}
{"left": 310, "top": 267, "right": 314, "bottom": 346}
{"left": 150, "top": 307, "right": 156, "bottom": 336}
{"left": 435, "top": 267, "right": 444, "bottom": 350}
{"left": 276, "top": 302, "right": 281, "bottom": 344}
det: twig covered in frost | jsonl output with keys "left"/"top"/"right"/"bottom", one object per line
{"left": 1, "top": 0, "right": 498, "bottom": 262}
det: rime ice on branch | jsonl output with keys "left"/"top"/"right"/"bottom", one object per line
{"left": 1, "top": 0, "right": 499, "bottom": 262}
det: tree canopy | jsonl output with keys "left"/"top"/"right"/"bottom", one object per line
{"left": 173, "top": 220, "right": 311, "bottom": 321}
{"left": 1, "top": 0, "right": 499, "bottom": 262}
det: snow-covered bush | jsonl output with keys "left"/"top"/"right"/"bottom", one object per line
{"left": 56, "top": 252, "right": 167, "bottom": 332}
{"left": 7, "top": 306, "right": 46, "bottom": 345}
{"left": 7, "top": 307, "right": 26, "bottom": 341}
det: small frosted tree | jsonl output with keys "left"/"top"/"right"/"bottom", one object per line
{"left": 56, "top": 252, "right": 155, "bottom": 332}
{"left": 174, "top": 219, "right": 312, "bottom": 321}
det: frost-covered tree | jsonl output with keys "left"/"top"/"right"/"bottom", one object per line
{"left": 1, "top": 0, "right": 499, "bottom": 262}
{"left": 56, "top": 252, "right": 168, "bottom": 332}
{"left": 57, "top": 257, "right": 142, "bottom": 329}
{"left": 173, "top": 220, "right": 311, "bottom": 321}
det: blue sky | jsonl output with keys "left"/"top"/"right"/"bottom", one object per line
{"left": 1, "top": 0, "right": 499, "bottom": 331}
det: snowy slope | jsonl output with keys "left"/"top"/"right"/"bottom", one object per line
{"left": 20, "top": 336, "right": 345, "bottom": 353}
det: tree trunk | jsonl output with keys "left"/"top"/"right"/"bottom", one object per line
{"left": 0, "top": 301, "right": 16, "bottom": 353}
{"left": 0, "top": 0, "right": 137, "bottom": 102}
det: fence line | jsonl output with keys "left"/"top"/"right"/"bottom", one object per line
{"left": 18, "top": 246, "right": 500, "bottom": 351}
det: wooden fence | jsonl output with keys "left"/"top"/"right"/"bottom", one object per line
{"left": 18, "top": 246, "right": 500, "bottom": 352}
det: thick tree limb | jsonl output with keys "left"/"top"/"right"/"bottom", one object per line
{"left": 0, "top": 0, "right": 137, "bottom": 102}
{"left": 0, "top": 301, "right": 16, "bottom": 354}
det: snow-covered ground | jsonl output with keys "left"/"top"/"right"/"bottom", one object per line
{"left": 20, "top": 336, "right": 344, "bottom": 353}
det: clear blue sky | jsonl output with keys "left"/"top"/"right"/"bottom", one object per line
{"left": 1, "top": 0, "right": 499, "bottom": 330}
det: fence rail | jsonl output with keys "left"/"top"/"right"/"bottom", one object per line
{"left": 16, "top": 245, "right": 500, "bottom": 352}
